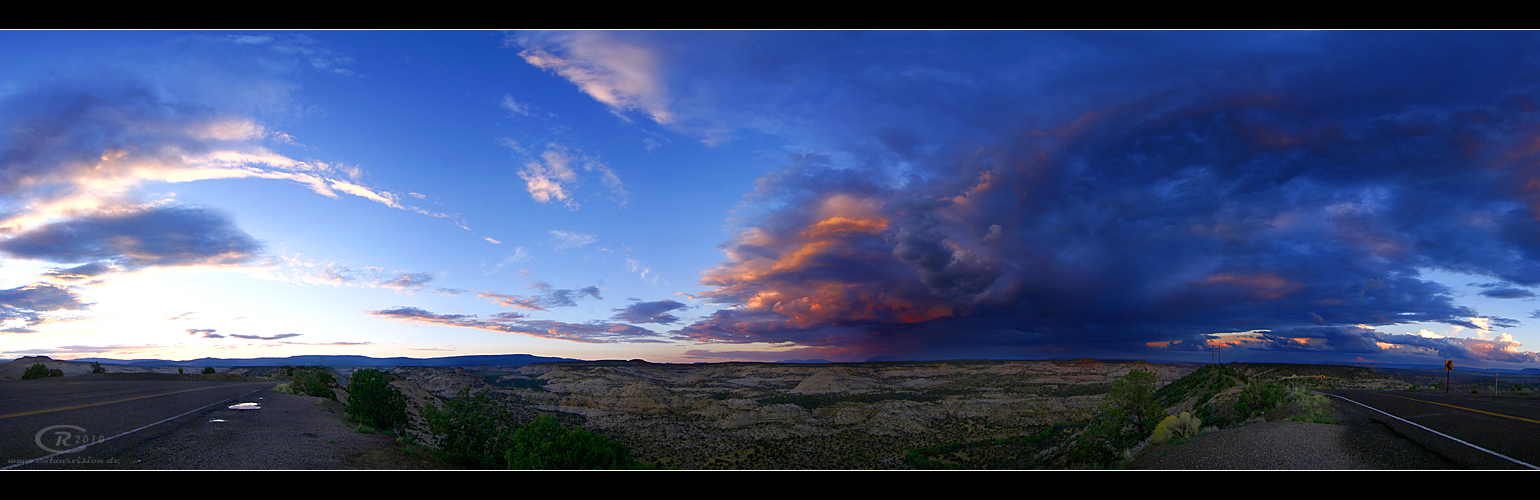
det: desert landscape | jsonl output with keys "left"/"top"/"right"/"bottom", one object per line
{"left": 14, "top": 355, "right": 1526, "bottom": 469}
{"left": 273, "top": 358, "right": 1420, "bottom": 469}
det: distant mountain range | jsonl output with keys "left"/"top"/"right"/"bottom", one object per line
{"left": 55, "top": 354, "right": 583, "bottom": 368}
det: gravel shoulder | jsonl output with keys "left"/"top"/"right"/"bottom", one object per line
{"left": 1129, "top": 396, "right": 1463, "bottom": 470}
{"left": 108, "top": 388, "right": 449, "bottom": 470}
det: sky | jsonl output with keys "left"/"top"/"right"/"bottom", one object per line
{"left": 5, "top": 30, "right": 1540, "bottom": 370}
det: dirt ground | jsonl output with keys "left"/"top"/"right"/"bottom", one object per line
{"left": 108, "top": 389, "right": 451, "bottom": 470}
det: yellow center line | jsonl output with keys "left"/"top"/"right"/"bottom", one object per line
{"left": 1380, "top": 393, "right": 1540, "bottom": 424}
{"left": 0, "top": 384, "right": 249, "bottom": 419}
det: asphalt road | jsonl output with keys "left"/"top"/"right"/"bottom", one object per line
{"left": 1, "top": 375, "right": 276, "bottom": 470}
{"left": 1320, "top": 389, "right": 1540, "bottom": 470}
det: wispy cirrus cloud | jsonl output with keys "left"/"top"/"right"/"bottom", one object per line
{"left": 500, "top": 140, "right": 629, "bottom": 209}
{"left": 513, "top": 31, "right": 673, "bottom": 125}
{"left": 549, "top": 230, "right": 598, "bottom": 250}
{"left": 368, "top": 306, "right": 667, "bottom": 344}
{"left": 477, "top": 280, "right": 602, "bottom": 312}
{"left": 0, "top": 37, "right": 469, "bottom": 252}
{"left": 228, "top": 332, "right": 302, "bottom": 341}
{"left": 264, "top": 255, "right": 462, "bottom": 296}
{"left": 187, "top": 328, "right": 222, "bottom": 338}
{"left": 186, "top": 328, "right": 304, "bottom": 342}
{"left": 41, "top": 262, "right": 119, "bottom": 284}
{"left": 611, "top": 299, "right": 688, "bottom": 325}
{"left": 500, "top": 94, "right": 535, "bottom": 117}
{"left": 0, "top": 282, "right": 92, "bottom": 333}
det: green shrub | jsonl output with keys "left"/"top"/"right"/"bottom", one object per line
{"left": 1103, "top": 369, "right": 1163, "bottom": 435}
{"left": 1149, "top": 412, "right": 1201, "bottom": 443}
{"left": 1068, "top": 368, "right": 1163, "bottom": 466}
{"left": 1236, "top": 380, "right": 1286, "bottom": 419}
{"left": 423, "top": 388, "right": 520, "bottom": 469}
{"left": 202, "top": 367, "right": 217, "bottom": 374}
{"left": 1279, "top": 388, "right": 1334, "bottom": 423}
{"left": 91, "top": 362, "right": 105, "bottom": 374}
{"left": 423, "top": 388, "right": 647, "bottom": 470}
{"left": 22, "top": 363, "right": 51, "bottom": 380}
{"left": 505, "top": 416, "right": 647, "bottom": 470}
{"left": 346, "top": 369, "right": 408, "bottom": 432}
{"left": 290, "top": 368, "right": 337, "bottom": 401}
{"left": 48, "top": 368, "right": 62, "bottom": 377}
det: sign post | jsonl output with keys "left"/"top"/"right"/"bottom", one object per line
{"left": 1445, "top": 360, "right": 1452, "bottom": 393}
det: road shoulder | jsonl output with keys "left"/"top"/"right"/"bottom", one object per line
{"left": 108, "top": 389, "right": 446, "bottom": 470}
{"left": 1130, "top": 399, "right": 1463, "bottom": 470}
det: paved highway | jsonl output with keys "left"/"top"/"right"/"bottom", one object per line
{"left": 1, "top": 375, "right": 276, "bottom": 470}
{"left": 1320, "top": 389, "right": 1540, "bottom": 470}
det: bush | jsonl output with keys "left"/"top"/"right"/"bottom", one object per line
{"left": 91, "top": 362, "right": 105, "bottom": 374}
{"left": 1149, "top": 412, "right": 1201, "bottom": 443}
{"left": 290, "top": 368, "right": 337, "bottom": 401}
{"left": 1236, "top": 380, "right": 1286, "bottom": 420}
{"left": 505, "top": 416, "right": 646, "bottom": 470}
{"left": 423, "top": 388, "right": 520, "bottom": 469}
{"left": 22, "top": 363, "right": 51, "bottom": 380}
{"left": 423, "top": 388, "right": 648, "bottom": 470}
{"left": 202, "top": 367, "right": 217, "bottom": 374}
{"left": 1103, "top": 369, "right": 1163, "bottom": 435}
{"left": 1279, "top": 387, "right": 1334, "bottom": 423}
{"left": 1068, "top": 368, "right": 1164, "bottom": 466}
{"left": 346, "top": 369, "right": 408, "bottom": 432}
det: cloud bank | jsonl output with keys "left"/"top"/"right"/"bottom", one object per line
{"left": 651, "top": 31, "right": 1540, "bottom": 365}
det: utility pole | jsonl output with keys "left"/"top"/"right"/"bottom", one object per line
{"left": 1210, "top": 346, "right": 1221, "bottom": 365}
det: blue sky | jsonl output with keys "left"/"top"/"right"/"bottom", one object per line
{"left": 4, "top": 30, "right": 1540, "bottom": 369}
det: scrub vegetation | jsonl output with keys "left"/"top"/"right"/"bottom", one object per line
{"left": 345, "top": 368, "right": 410, "bottom": 434}
{"left": 422, "top": 387, "right": 651, "bottom": 470}
{"left": 271, "top": 366, "right": 339, "bottom": 401}
{"left": 906, "top": 363, "right": 1359, "bottom": 469}
{"left": 21, "top": 363, "right": 61, "bottom": 380}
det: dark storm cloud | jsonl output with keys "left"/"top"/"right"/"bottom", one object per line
{"left": 368, "top": 306, "right": 666, "bottom": 344}
{"left": 0, "top": 205, "right": 263, "bottom": 269}
{"left": 610, "top": 299, "right": 688, "bottom": 324}
{"left": 676, "top": 31, "right": 1540, "bottom": 363}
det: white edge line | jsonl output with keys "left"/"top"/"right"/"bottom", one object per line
{"left": 4, "top": 384, "right": 271, "bottom": 470}
{"left": 1323, "top": 392, "right": 1540, "bottom": 470}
